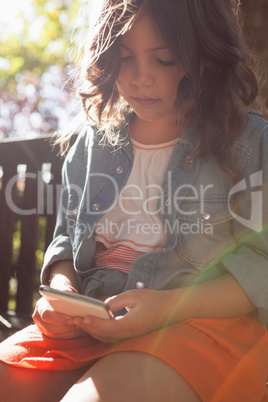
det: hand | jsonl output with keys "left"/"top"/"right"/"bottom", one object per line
{"left": 33, "top": 287, "right": 86, "bottom": 340}
{"left": 69, "top": 289, "right": 175, "bottom": 343}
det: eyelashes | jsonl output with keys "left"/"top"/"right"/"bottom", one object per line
{"left": 120, "top": 56, "right": 132, "bottom": 63}
{"left": 156, "top": 59, "right": 176, "bottom": 67}
{"left": 120, "top": 56, "right": 176, "bottom": 67}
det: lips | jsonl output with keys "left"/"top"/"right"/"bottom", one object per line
{"left": 131, "top": 96, "right": 160, "bottom": 106}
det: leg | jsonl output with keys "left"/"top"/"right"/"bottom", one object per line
{"left": 0, "top": 360, "right": 89, "bottom": 402}
{"left": 61, "top": 351, "right": 201, "bottom": 402}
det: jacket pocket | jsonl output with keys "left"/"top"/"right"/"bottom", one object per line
{"left": 175, "top": 197, "right": 236, "bottom": 269}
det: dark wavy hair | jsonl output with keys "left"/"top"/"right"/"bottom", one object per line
{"left": 64, "top": 0, "right": 265, "bottom": 180}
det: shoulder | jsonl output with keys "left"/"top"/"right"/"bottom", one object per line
{"left": 233, "top": 109, "right": 268, "bottom": 150}
{"left": 232, "top": 109, "right": 268, "bottom": 170}
{"left": 66, "top": 124, "right": 99, "bottom": 162}
{"left": 60, "top": 124, "right": 99, "bottom": 186}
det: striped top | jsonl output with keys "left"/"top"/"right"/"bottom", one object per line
{"left": 94, "top": 137, "right": 178, "bottom": 273}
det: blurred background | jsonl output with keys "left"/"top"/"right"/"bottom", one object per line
{"left": 0, "top": 0, "right": 87, "bottom": 139}
{"left": 0, "top": 0, "right": 267, "bottom": 139}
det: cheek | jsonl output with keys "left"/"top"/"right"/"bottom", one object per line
{"left": 116, "top": 70, "right": 128, "bottom": 95}
{"left": 115, "top": 80, "right": 124, "bottom": 97}
{"left": 163, "top": 80, "right": 179, "bottom": 102}
{"left": 166, "top": 71, "right": 186, "bottom": 100}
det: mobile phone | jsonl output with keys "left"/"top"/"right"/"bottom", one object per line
{"left": 39, "top": 285, "right": 114, "bottom": 319}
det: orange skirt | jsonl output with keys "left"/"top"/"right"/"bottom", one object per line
{"left": 0, "top": 314, "right": 267, "bottom": 401}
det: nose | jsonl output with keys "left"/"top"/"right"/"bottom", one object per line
{"left": 131, "top": 61, "right": 154, "bottom": 87}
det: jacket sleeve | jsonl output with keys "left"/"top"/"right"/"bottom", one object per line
{"left": 40, "top": 163, "right": 73, "bottom": 284}
{"left": 221, "top": 123, "right": 268, "bottom": 324}
{"left": 40, "top": 127, "right": 89, "bottom": 284}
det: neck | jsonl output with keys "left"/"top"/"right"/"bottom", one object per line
{"left": 129, "top": 116, "right": 180, "bottom": 145}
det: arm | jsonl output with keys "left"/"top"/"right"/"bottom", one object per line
{"left": 34, "top": 129, "right": 93, "bottom": 338}
{"left": 160, "top": 273, "right": 255, "bottom": 322}
{"left": 70, "top": 273, "right": 255, "bottom": 343}
{"left": 41, "top": 127, "right": 89, "bottom": 285}
{"left": 221, "top": 123, "right": 268, "bottom": 324}
{"left": 49, "top": 259, "right": 80, "bottom": 292}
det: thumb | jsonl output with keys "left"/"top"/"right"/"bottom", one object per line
{"left": 105, "top": 291, "right": 137, "bottom": 312}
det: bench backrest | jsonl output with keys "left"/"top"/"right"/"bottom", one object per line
{"left": 0, "top": 135, "right": 70, "bottom": 319}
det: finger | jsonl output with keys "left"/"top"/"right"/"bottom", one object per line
{"left": 41, "top": 309, "right": 73, "bottom": 325}
{"left": 45, "top": 327, "right": 83, "bottom": 339}
{"left": 72, "top": 315, "right": 118, "bottom": 340}
{"left": 105, "top": 290, "right": 138, "bottom": 312}
{"left": 34, "top": 300, "right": 72, "bottom": 326}
{"left": 33, "top": 307, "right": 83, "bottom": 338}
{"left": 73, "top": 312, "right": 140, "bottom": 343}
{"left": 34, "top": 316, "right": 83, "bottom": 339}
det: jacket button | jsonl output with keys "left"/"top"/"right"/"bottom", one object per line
{"left": 73, "top": 247, "right": 77, "bottom": 254}
{"left": 136, "top": 281, "right": 145, "bottom": 289}
{"left": 116, "top": 167, "right": 123, "bottom": 174}
{"left": 165, "top": 198, "right": 171, "bottom": 207}
{"left": 92, "top": 203, "right": 100, "bottom": 211}
{"left": 202, "top": 212, "right": 211, "bottom": 221}
{"left": 186, "top": 155, "right": 193, "bottom": 164}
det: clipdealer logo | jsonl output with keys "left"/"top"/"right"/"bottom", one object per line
{"left": 3, "top": 170, "right": 264, "bottom": 235}
{"left": 228, "top": 170, "right": 263, "bottom": 232}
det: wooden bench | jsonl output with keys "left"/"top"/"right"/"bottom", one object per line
{"left": 0, "top": 134, "right": 76, "bottom": 341}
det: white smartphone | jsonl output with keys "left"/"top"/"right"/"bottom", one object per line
{"left": 39, "top": 285, "right": 114, "bottom": 319}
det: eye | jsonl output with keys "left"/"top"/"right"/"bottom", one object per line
{"left": 120, "top": 56, "right": 132, "bottom": 63}
{"left": 157, "top": 59, "right": 176, "bottom": 67}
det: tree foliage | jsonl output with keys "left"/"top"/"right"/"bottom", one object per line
{"left": 0, "top": 0, "right": 87, "bottom": 138}
{"left": 1, "top": 0, "right": 84, "bottom": 86}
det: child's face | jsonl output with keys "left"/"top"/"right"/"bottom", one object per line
{"left": 116, "top": 14, "right": 186, "bottom": 124}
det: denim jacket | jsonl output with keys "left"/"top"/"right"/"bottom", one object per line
{"left": 42, "top": 110, "right": 268, "bottom": 324}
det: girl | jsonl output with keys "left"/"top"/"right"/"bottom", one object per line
{"left": 0, "top": 0, "right": 268, "bottom": 401}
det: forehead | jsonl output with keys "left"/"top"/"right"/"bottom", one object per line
{"left": 119, "top": 14, "right": 167, "bottom": 51}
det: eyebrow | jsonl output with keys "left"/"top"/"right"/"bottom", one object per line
{"left": 120, "top": 44, "right": 169, "bottom": 53}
